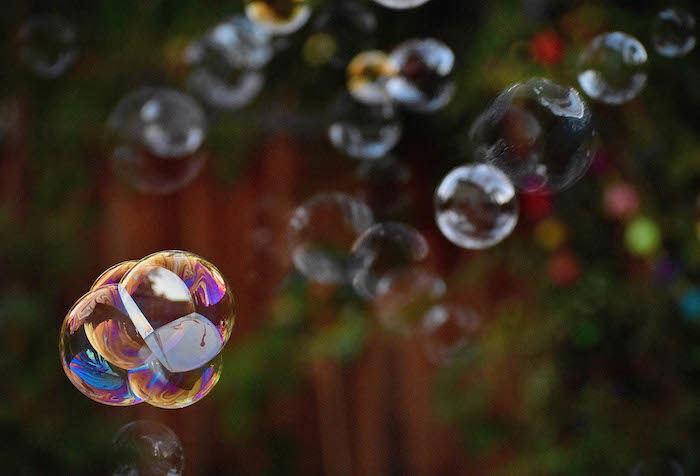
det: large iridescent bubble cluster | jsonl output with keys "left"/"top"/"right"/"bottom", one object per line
{"left": 59, "top": 250, "right": 235, "bottom": 408}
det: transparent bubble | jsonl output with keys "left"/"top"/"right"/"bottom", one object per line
{"left": 577, "top": 31, "right": 648, "bottom": 105}
{"left": 435, "top": 164, "right": 519, "bottom": 249}
{"left": 113, "top": 420, "right": 184, "bottom": 476}
{"left": 187, "top": 68, "right": 264, "bottom": 111}
{"left": 60, "top": 251, "right": 234, "bottom": 408}
{"left": 289, "top": 193, "right": 374, "bottom": 284}
{"left": 245, "top": 0, "right": 311, "bottom": 35}
{"left": 470, "top": 78, "right": 595, "bottom": 193}
{"left": 386, "top": 38, "right": 455, "bottom": 112}
{"left": 372, "top": 0, "right": 432, "bottom": 10}
{"left": 328, "top": 93, "right": 402, "bottom": 160}
{"left": 109, "top": 88, "right": 206, "bottom": 159}
{"left": 630, "top": 458, "right": 685, "bottom": 476}
{"left": 110, "top": 145, "right": 206, "bottom": 195}
{"left": 313, "top": 1, "right": 377, "bottom": 67}
{"left": 17, "top": 15, "right": 78, "bottom": 79}
{"left": 420, "top": 303, "right": 480, "bottom": 364}
{"left": 349, "top": 222, "right": 429, "bottom": 299}
{"left": 347, "top": 51, "right": 397, "bottom": 105}
{"left": 652, "top": 8, "right": 696, "bottom": 58}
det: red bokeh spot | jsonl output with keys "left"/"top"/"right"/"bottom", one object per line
{"left": 530, "top": 30, "right": 566, "bottom": 66}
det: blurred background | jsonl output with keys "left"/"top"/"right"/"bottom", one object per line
{"left": 3, "top": 0, "right": 700, "bottom": 474}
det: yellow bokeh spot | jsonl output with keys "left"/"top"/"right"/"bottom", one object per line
{"left": 534, "top": 218, "right": 567, "bottom": 250}
{"left": 303, "top": 33, "right": 337, "bottom": 66}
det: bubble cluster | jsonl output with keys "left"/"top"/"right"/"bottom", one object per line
{"left": 372, "top": 0, "right": 432, "bottom": 10}
{"left": 113, "top": 420, "right": 184, "bottom": 476}
{"left": 435, "top": 164, "right": 519, "bottom": 249}
{"left": 17, "top": 15, "right": 78, "bottom": 78}
{"left": 386, "top": 38, "right": 455, "bottom": 112}
{"left": 349, "top": 222, "right": 429, "bottom": 299}
{"left": 289, "top": 193, "right": 374, "bottom": 284}
{"left": 420, "top": 303, "right": 480, "bottom": 364}
{"left": 652, "top": 8, "right": 696, "bottom": 58}
{"left": 245, "top": 0, "right": 311, "bottom": 35}
{"left": 347, "top": 51, "right": 396, "bottom": 105}
{"left": 59, "top": 251, "right": 235, "bottom": 408}
{"left": 577, "top": 32, "right": 648, "bottom": 105}
{"left": 470, "top": 78, "right": 595, "bottom": 193}
{"left": 328, "top": 93, "right": 402, "bottom": 160}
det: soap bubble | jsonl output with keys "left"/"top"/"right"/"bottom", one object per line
{"left": 349, "top": 222, "right": 429, "bottom": 299}
{"left": 289, "top": 193, "right": 374, "bottom": 284}
{"left": 630, "top": 458, "right": 684, "bottom": 476}
{"left": 111, "top": 145, "right": 206, "bottom": 195}
{"left": 421, "top": 303, "right": 480, "bottom": 364}
{"left": 653, "top": 8, "right": 696, "bottom": 58}
{"left": 60, "top": 251, "right": 235, "bottom": 408}
{"left": 17, "top": 15, "right": 78, "bottom": 78}
{"left": 313, "top": 1, "right": 377, "bottom": 67}
{"left": 188, "top": 69, "right": 264, "bottom": 111}
{"left": 328, "top": 93, "right": 402, "bottom": 160}
{"left": 108, "top": 88, "right": 206, "bottom": 159}
{"left": 577, "top": 32, "right": 647, "bottom": 105}
{"left": 245, "top": 0, "right": 311, "bottom": 35}
{"left": 386, "top": 38, "right": 455, "bottom": 112}
{"left": 434, "top": 164, "right": 519, "bottom": 249}
{"left": 113, "top": 420, "right": 184, "bottom": 476}
{"left": 470, "top": 78, "right": 595, "bottom": 193}
{"left": 347, "top": 51, "right": 396, "bottom": 105}
{"left": 372, "top": 0, "right": 432, "bottom": 10}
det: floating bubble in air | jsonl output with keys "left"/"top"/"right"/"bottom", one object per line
{"left": 289, "top": 193, "right": 374, "bottom": 284}
{"left": 347, "top": 51, "right": 396, "bottom": 105}
{"left": 653, "top": 8, "right": 696, "bottom": 58}
{"left": 113, "top": 420, "right": 184, "bottom": 476}
{"left": 386, "top": 38, "right": 455, "bottom": 112}
{"left": 470, "top": 78, "right": 595, "bottom": 193}
{"left": 435, "top": 164, "right": 518, "bottom": 249}
{"left": 245, "top": 0, "right": 311, "bottom": 35}
{"left": 577, "top": 32, "right": 647, "bottom": 105}
{"left": 109, "top": 88, "right": 207, "bottom": 159}
{"left": 312, "top": 1, "right": 377, "bottom": 67}
{"left": 349, "top": 222, "right": 429, "bottom": 299}
{"left": 328, "top": 93, "right": 402, "bottom": 160}
{"left": 630, "top": 458, "right": 685, "bottom": 476}
{"left": 17, "top": 15, "right": 78, "bottom": 78}
{"left": 188, "top": 69, "right": 264, "bottom": 111}
{"left": 60, "top": 251, "right": 235, "bottom": 408}
{"left": 421, "top": 303, "right": 480, "bottom": 364}
{"left": 372, "top": 0, "right": 432, "bottom": 10}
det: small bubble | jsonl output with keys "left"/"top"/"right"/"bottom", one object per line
{"left": 113, "top": 420, "right": 184, "bottom": 476}
{"left": 653, "top": 8, "right": 696, "bottom": 58}
{"left": 17, "top": 15, "right": 78, "bottom": 78}
{"left": 245, "top": 0, "right": 312, "bottom": 35}
{"left": 347, "top": 50, "right": 397, "bottom": 105}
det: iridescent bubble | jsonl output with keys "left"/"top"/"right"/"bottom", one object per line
{"left": 420, "top": 303, "right": 480, "bottom": 364}
{"left": 630, "top": 458, "right": 685, "bottom": 476}
{"left": 289, "top": 193, "right": 374, "bottom": 284}
{"left": 386, "top": 38, "right": 455, "bottom": 112}
{"left": 108, "top": 88, "right": 206, "bottom": 159}
{"left": 328, "top": 93, "right": 402, "bottom": 160}
{"left": 312, "top": 1, "right": 377, "bottom": 67}
{"left": 113, "top": 420, "right": 184, "bottom": 476}
{"left": 470, "top": 78, "right": 595, "bottom": 193}
{"left": 434, "top": 164, "right": 519, "bottom": 249}
{"left": 17, "top": 15, "right": 78, "bottom": 78}
{"left": 349, "top": 222, "right": 429, "bottom": 299}
{"left": 347, "top": 51, "right": 396, "bottom": 105}
{"left": 245, "top": 0, "right": 312, "bottom": 35}
{"left": 110, "top": 145, "right": 206, "bottom": 195}
{"left": 92, "top": 261, "right": 138, "bottom": 289}
{"left": 577, "top": 32, "right": 648, "bottom": 105}
{"left": 653, "top": 8, "right": 696, "bottom": 58}
{"left": 372, "top": 0, "right": 432, "bottom": 10}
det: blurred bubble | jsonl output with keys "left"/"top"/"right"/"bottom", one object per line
{"left": 17, "top": 15, "right": 78, "bottom": 78}
{"left": 629, "top": 458, "right": 684, "bottom": 476}
{"left": 347, "top": 50, "right": 397, "bottom": 105}
{"left": 113, "top": 420, "right": 184, "bottom": 476}
{"left": 434, "top": 164, "right": 519, "bottom": 249}
{"left": 372, "top": 0, "right": 432, "bottom": 10}
{"left": 577, "top": 31, "right": 647, "bottom": 105}
{"left": 313, "top": 1, "right": 377, "bottom": 67}
{"left": 349, "top": 222, "right": 429, "bottom": 299}
{"left": 188, "top": 69, "right": 264, "bottom": 111}
{"left": 420, "top": 303, "right": 480, "bottom": 364}
{"left": 625, "top": 216, "right": 661, "bottom": 256}
{"left": 111, "top": 145, "right": 206, "bottom": 195}
{"left": 470, "top": 78, "right": 595, "bottom": 193}
{"left": 386, "top": 38, "right": 455, "bottom": 112}
{"left": 289, "top": 193, "right": 374, "bottom": 284}
{"left": 653, "top": 8, "right": 696, "bottom": 58}
{"left": 327, "top": 93, "right": 402, "bottom": 160}
{"left": 245, "top": 0, "right": 311, "bottom": 35}
{"left": 109, "top": 88, "right": 206, "bottom": 159}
